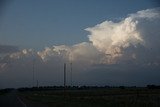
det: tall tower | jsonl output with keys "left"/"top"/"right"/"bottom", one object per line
{"left": 64, "top": 63, "right": 66, "bottom": 88}
{"left": 70, "top": 62, "right": 72, "bottom": 87}
{"left": 32, "top": 59, "right": 35, "bottom": 87}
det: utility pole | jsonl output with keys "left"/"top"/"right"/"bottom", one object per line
{"left": 64, "top": 63, "right": 66, "bottom": 88}
{"left": 32, "top": 59, "right": 35, "bottom": 87}
{"left": 70, "top": 62, "right": 72, "bottom": 87}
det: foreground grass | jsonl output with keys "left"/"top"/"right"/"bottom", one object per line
{"left": 19, "top": 88, "right": 160, "bottom": 107}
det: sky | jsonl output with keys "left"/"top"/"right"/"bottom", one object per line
{"left": 0, "top": 0, "right": 160, "bottom": 88}
{"left": 0, "top": 0, "right": 159, "bottom": 49}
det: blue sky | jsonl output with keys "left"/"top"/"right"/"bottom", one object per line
{"left": 0, "top": 0, "right": 158, "bottom": 50}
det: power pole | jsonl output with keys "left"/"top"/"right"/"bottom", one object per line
{"left": 32, "top": 59, "right": 35, "bottom": 87}
{"left": 64, "top": 63, "right": 66, "bottom": 88}
{"left": 70, "top": 62, "right": 72, "bottom": 87}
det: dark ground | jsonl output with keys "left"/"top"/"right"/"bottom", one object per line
{"left": 18, "top": 87, "right": 160, "bottom": 107}
{"left": 1, "top": 87, "right": 160, "bottom": 107}
{"left": 0, "top": 90, "right": 47, "bottom": 107}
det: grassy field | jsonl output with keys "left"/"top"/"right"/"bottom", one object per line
{"left": 19, "top": 88, "right": 160, "bottom": 107}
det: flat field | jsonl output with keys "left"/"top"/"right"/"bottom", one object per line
{"left": 19, "top": 88, "right": 160, "bottom": 107}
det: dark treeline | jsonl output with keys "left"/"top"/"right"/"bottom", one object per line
{"left": 0, "top": 88, "right": 15, "bottom": 94}
{"left": 147, "top": 85, "right": 160, "bottom": 89}
{"left": 18, "top": 85, "right": 136, "bottom": 91}
{"left": 18, "top": 86, "right": 109, "bottom": 91}
{"left": 1, "top": 85, "right": 160, "bottom": 92}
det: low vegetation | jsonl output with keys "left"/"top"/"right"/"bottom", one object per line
{"left": 18, "top": 86, "right": 160, "bottom": 107}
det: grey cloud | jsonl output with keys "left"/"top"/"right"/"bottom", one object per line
{"left": 0, "top": 45, "right": 19, "bottom": 54}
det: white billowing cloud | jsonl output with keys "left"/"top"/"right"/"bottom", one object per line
{"left": 70, "top": 42, "right": 103, "bottom": 63}
{"left": 130, "top": 8, "right": 160, "bottom": 19}
{"left": 9, "top": 49, "right": 35, "bottom": 59}
{"left": 38, "top": 45, "right": 70, "bottom": 62}
{"left": 86, "top": 7, "right": 160, "bottom": 64}
{"left": 4, "top": 7, "right": 159, "bottom": 67}
{"left": 1, "top": 7, "right": 160, "bottom": 67}
{"left": 37, "top": 42, "right": 106, "bottom": 65}
{"left": 86, "top": 18, "right": 142, "bottom": 54}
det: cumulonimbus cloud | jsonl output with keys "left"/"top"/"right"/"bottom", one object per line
{"left": 1, "top": 8, "right": 160, "bottom": 68}
{"left": 86, "top": 7, "right": 160, "bottom": 64}
{"left": 0, "top": 8, "right": 160, "bottom": 88}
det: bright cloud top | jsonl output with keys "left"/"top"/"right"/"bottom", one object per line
{"left": 86, "top": 8, "right": 160, "bottom": 64}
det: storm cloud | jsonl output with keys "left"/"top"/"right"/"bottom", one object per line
{"left": 0, "top": 8, "right": 160, "bottom": 88}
